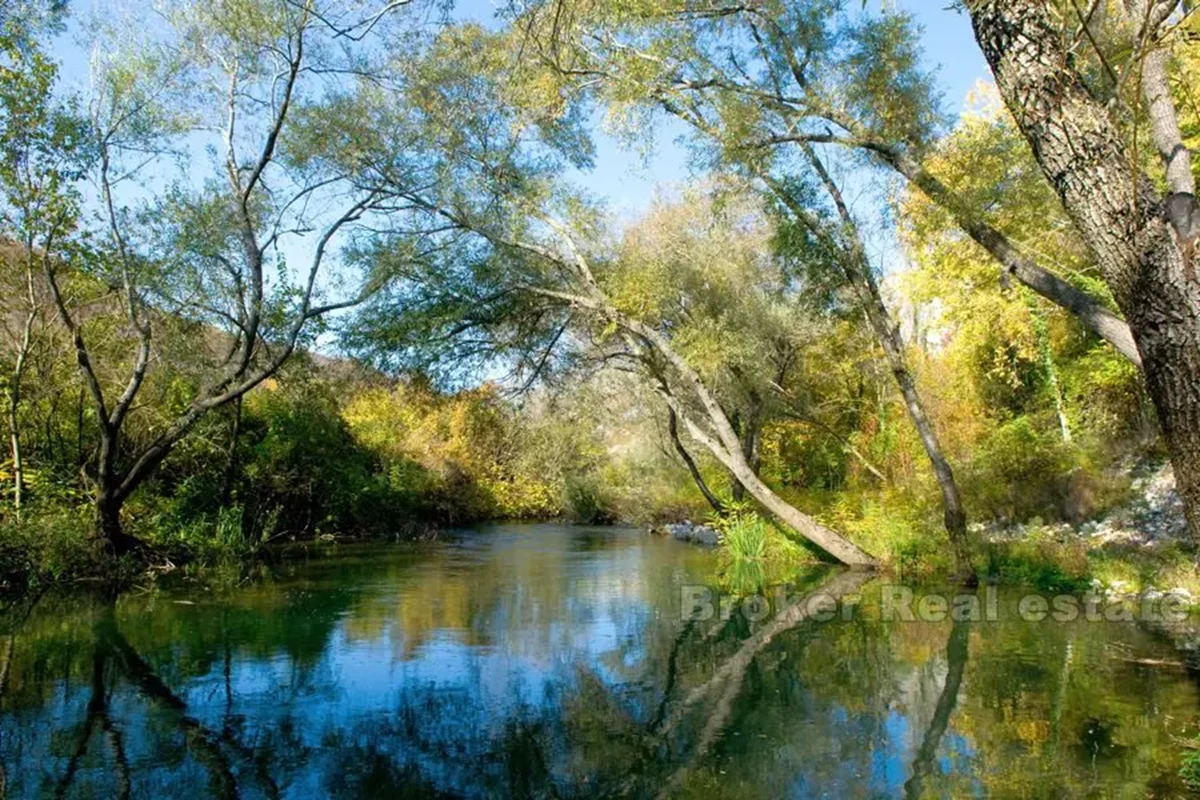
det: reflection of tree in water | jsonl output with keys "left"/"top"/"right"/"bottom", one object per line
{"left": 48, "top": 604, "right": 252, "bottom": 800}
{"left": 903, "top": 617, "right": 969, "bottom": 800}
{"left": 3, "top": 539, "right": 1200, "bottom": 797}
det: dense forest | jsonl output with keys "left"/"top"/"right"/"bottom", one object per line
{"left": 2, "top": 0, "right": 1199, "bottom": 594}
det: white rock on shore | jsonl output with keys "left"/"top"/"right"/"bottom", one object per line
{"left": 974, "top": 461, "right": 1189, "bottom": 549}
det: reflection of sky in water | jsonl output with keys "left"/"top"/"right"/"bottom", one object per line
{"left": 2, "top": 524, "right": 1198, "bottom": 798}
{"left": 168, "top": 526, "right": 675, "bottom": 792}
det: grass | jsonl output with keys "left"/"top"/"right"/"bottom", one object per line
{"left": 711, "top": 506, "right": 826, "bottom": 594}
{"left": 1181, "top": 736, "right": 1200, "bottom": 792}
{"left": 722, "top": 512, "right": 768, "bottom": 561}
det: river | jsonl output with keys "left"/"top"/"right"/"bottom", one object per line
{"left": 0, "top": 523, "right": 1196, "bottom": 797}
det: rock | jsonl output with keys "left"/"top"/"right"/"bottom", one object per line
{"left": 664, "top": 521, "right": 721, "bottom": 547}
{"left": 1168, "top": 587, "right": 1194, "bottom": 604}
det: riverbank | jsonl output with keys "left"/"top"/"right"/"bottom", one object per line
{"left": 978, "top": 461, "right": 1199, "bottom": 602}
{"left": 4, "top": 460, "right": 1198, "bottom": 600}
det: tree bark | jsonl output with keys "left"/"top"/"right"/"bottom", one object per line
{"left": 95, "top": 491, "right": 141, "bottom": 556}
{"left": 968, "top": 0, "right": 1200, "bottom": 544}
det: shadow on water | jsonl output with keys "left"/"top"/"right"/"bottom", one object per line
{"left": 0, "top": 524, "right": 1197, "bottom": 798}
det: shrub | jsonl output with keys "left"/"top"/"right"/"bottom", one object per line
{"left": 563, "top": 475, "right": 615, "bottom": 524}
{"left": 720, "top": 512, "right": 768, "bottom": 561}
{"left": 0, "top": 506, "right": 106, "bottom": 590}
{"left": 965, "top": 416, "right": 1073, "bottom": 523}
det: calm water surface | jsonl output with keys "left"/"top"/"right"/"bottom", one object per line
{"left": 0, "top": 524, "right": 1197, "bottom": 798}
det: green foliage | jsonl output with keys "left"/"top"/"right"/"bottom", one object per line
{"left": 1180, "top": 738, "right": 1200, "bottom": 792}
{"left": 563, "top": 475, "right": 614, "bottom": 525}
{"left": 0, "top": 0, "right": 1186, "bottom": 599}
{"left": 982, "top": 532, "right": 1091, "bottom": 594}
{"left": 148, "top": 505, "right": 254, "bottom": 565}
{"left": 0, "top": 506, "right": 104, "bottom": 590}
{"left": 813, "top": 487, "right": 950, "bottom": 578}
{"left": 966, "top": 417, "right": 1073, "bottom": 523}
{"left": 718, "top": 511, "right": 768, "bottom": 562}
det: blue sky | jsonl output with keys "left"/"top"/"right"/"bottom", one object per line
{"left": 46, "top": 0, "right": 994, "bottom": 348}
{"left": 523, "top": 0, "right": 994, "bottom": 218}
{"left": 52, "top": 0, "right": 991, "bottom": 217}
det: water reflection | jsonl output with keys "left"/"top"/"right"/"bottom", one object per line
{"left": 0, "top": 524, "right": 1196, "bottom": 798}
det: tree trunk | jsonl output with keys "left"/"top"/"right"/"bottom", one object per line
{"left": 7, "top": 399, "right": 22, "bottom": 519}
{"left": 882, "top": 149, "right": 1142, "bottom": 365}
{"left": 7, "top": 287, "right": 37, "bottom": 520}
{"left": 729, "top": 411, "right": 747, "bottom": 502}
{"left": 667, "top": 405, "right": 725, "bottom": 514}
{"left": 672, "top": 403, "right": 878, "bottom": 567}
{"left": 221, "top": 395, "right": 243, "bottom": 507}
{"left": 95, "top": 494, "right": 138, "bottom": 556}
{"left": 732, "top": 407, "right": 762, "bottom": 503}
{"left": 734, "top": 407, "right": 763, "bottom": 501}
{"left": 519, "top": 228, "right": 878, "bottom": 568}
{"left": 94, "top": 431, "right": 143, "bottom": 557}
{"left": 969, "top": 0, "right": 1200, "bottom": 544}
{"left": 735, "top": 465, "right": 877, "bottom": 567}
{"left": 765, "top": 163, "right": 977, "bottom": 581}
{"left": 861, "top": 278, "right": 976, "bottom": 582}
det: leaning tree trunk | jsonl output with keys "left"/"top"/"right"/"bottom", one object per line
{"left": 769, "top": 159, "right": 977, "bottom": 581}
{"left": 882, "top": 149, "right": 1143, "bottom": 366}
{"left": 968, "top": 0, "right": 1200, "bottom": 544}
{"left": 669, "top": 399, "right": 878, "bottom": 567}
{"left": 855, "top": 263, "right": 977, "bottom": 583}
{"left": 667, "top": 405, "right": 725, "bottom": 514}
{"left": 517, "top": 222, "right": 879, "bottom": 567}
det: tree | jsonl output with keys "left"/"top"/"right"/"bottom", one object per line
{"left": 509, "top": 213, "right": 878, "bottom": 566}
{"left": 965, "top": 0, "right": 1200, "bottom": 543}
{"left": 897, "top": 90, "right": 1147, "bottom": 455}
{"left": 501, "top": 0, "right": 978, "bottom": 578}
{"left": 376, "top": 167, "right": 878, "bottom": 562}
{"left": 0, "top": 11, "right": 84, "bottom": 518}
{"left": 32, "top": 0, "right": 446, "bottom": 551}
{"left": 337, "top": 26, "right": 877, "bottom": 563}
{"left": 499, "top": 0, "right": 1139, "bottom": 361}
